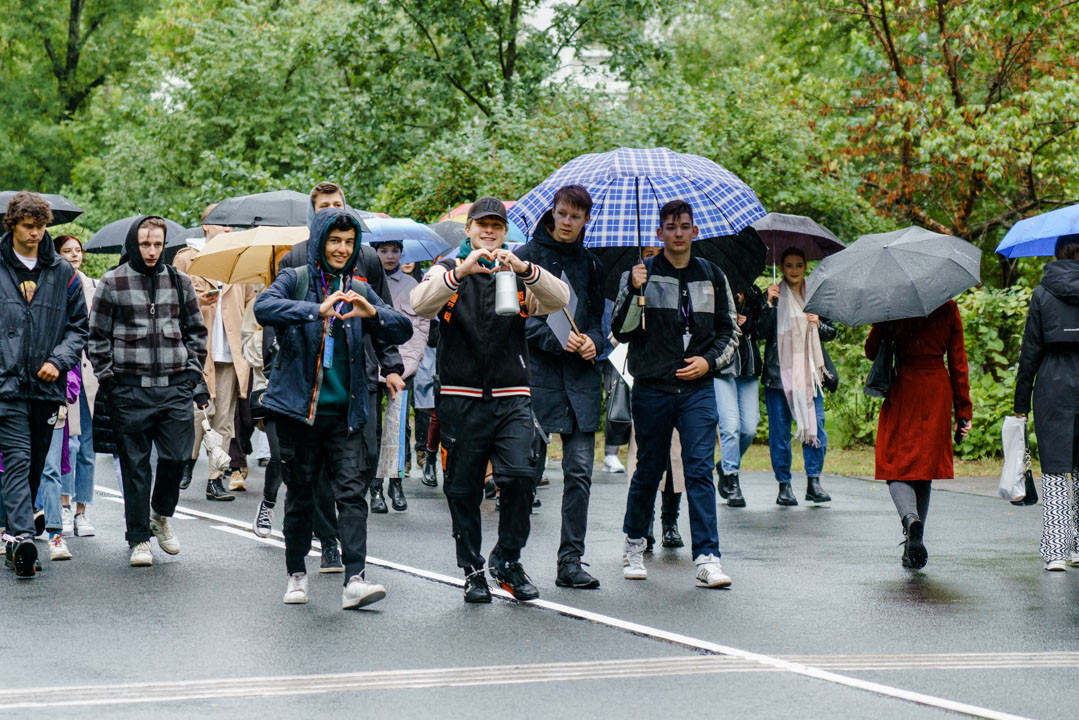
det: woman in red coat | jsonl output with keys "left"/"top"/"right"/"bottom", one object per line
{"left": 865, "top": 300, "right": 972, "bottom": 569}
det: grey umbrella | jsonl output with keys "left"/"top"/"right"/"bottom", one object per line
{"left": 751, "top": 212, "right": 844, "bottom": 283}
{"left": 204, "top": 189, "right": 370, "bottom": 231}
{"left": 85, "top": 216, "right": 186, "bottom": 254}
{"left": 427, "top": 221, "right": 468, "bottom": 248}
{"left": 0, "top": 191, "right": 84, "bottom": 226}
{"left": 803, "top": 226, "right": 981, "bottom": 327}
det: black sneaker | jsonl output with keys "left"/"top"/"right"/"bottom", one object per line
{"left": 320, "top": 543, "right": 344, "bottom": 574}
{"left": 206, "top": 477, "right": 235, "bottom": 501}
{"left": 34, "top": 510, "right": 46, "bottom": 537}
{"left": 463, "top": 567, "right": 492, "bottom": 603}
{"left": 490, "top": 559, "right": 539, "bottom": 601}
{"left": 555, "top": 559, "right": 600, "bottom": 589}
{"left": 484, "top": 479, "right": 497, "bottom": 499}
{"left": 7, "top": 537, "right": 38, "bottom": 578}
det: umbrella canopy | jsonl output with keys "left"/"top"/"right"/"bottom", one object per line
{"left": 804, "top": 226, "right": 981, "bottom": 327}
{"left": 0, "top": 191, "right": 83, "bottom": 226}
{"left": 85, "top": 216, "right": 186, "bottom": 254}
{"left": 995, "top": 204, "right": 1079, "bottom": 258}
{"left": 203, "top": 190, "right": 373, "bottom": 231}
{"left": 362, "top": 218, "right": 452, "bottom": 265}
{"left": 751, "top": 213, "right": 844, "bottom": 264}
{"left": 186, "top": 225, "right": 309, "bottom": 285}
{"left": 427, "top": 220, "right": 469, "bottom": 248}
{"left": 508, "top": 147, "right": 766, "bottom": 249}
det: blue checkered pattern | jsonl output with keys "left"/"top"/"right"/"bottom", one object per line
{"left": 508, "top": 147, "right": 767, "bottom": 248}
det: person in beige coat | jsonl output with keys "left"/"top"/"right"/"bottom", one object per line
{"left": 173, "top": 205, "right": 255, "bottom": 499}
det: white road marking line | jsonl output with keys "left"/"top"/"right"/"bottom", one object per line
{"left": 96, "top": 487, "right": 1034, "bottom": 720}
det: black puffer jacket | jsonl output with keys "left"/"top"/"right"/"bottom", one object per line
{"left": 515, "top": 218, "right": 604, "bottom": 433}
{"left": 0, "top": 230, "right": 88, "bottom": 403}
{"left": 757, "top": 298, "right": 838, "bottom": 392}
{"left": 1014, "top": 259, "right": 1079, "bottom": 473}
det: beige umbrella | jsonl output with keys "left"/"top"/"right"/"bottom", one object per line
{"left": 186, "top": 225, "right": 309, "bottom": 284}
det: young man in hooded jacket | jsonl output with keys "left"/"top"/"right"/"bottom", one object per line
{"left": 0, "top": 191, "right": 88, "bottom": 578}
{"left": 411, "top": 197, "right": 569, "bottom": 603}
{"left": 88, "top": 216, "right": 208, "bottom": 568}
{"left": 255, "top": 208, "right": 411, "bottom": 610}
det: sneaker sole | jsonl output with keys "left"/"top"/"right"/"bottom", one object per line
{"left": 343, "top": 588, "right": 386, "bottom": 610}
{"left": 555, "top": 578, "right": 600, "bottom": 589}
{"left": 13, "top": 542, "right": 38, "bottom": 578}
{"left": 253, "top": 527, "right": 272, "bottom": 539}
{"left": 74, "top": 528, "right": 96, "bottom": 537}
{"left": 697, "top": 578, "right": 733, "bottom": 588}
{"left": 206, "top": 496, "right": 236, "bottom": 502}
{"left": 283, "top": 594, "right": 309, "bottom": 604}
{"left": 464, "top": 592, "right": 493, "bottom": 603}
{"left": 130, "top": 557, "right": 153, "bottom": 567}
{"left": 622, "top": 572, "right": 647, "bottom": 580}
{"left": 495, "top": 582, "right": 539, "bottom": 601}
{"left": 50, "top": 549, "right": 73, "bottom": 561}
{"left": 320, "top": 566, "right": 344, "bottom": 574}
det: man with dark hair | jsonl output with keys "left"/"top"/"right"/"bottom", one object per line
{"left": 411, "top": 196, "right": 569, "bottom": 603}
{"left": 254, "top": 208, "right": 411, "bottom": 609}
{"left": 88, "top": 216, "right": 208, "bottom": 568}
{"left": 612, "top": 199, "right": 739, "bottom": 588}
{"left": 274, "top": 182, "right": 404, "bottom": 572}
{"left": 0, "top": 191, "right": 88, "bottom": 578}
{"left": 514, "top": 185, "right": 606, "bottom": 589}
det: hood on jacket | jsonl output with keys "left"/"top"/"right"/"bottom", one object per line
{"left": 1041, "top": 259, "right": 1079, "bottom": 305}
{"left": 534, "top": 210, "right": 585, "bottom": 254}
{"left": 305, "top": 183, "right": 348, "bottom": 227}
{"left": 307, "top": 208, "right": 363, "bottom": 282}
{"left": 124, "top": 215, "right": 166, "bottom": 276}
{"left": 1, "top": 228, "right": 60, "bottom": 270}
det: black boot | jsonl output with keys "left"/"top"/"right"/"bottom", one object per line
{"left": 716, "top": 462, "right": 730, "bottom": 499}
{"left": 901, "top": 513, "right": 928, "bottom": 569}
{"left": 726, "top": 474, "right": 746, "bottom": 508}
{"left": 388, "top": 478, "right": 407, "bottom": 511}
{"left": 661, "top": 520, "right": 684, "bottom": 548}
{"left": 806, "top": 476, "right": 831, "bottom": 504}
{"left": 776, "top": 482, "right": 798, "bottom": 506}
{"left": 179, "top": 459, "right": 195, "bottom": 490}
{"left": 421, "top": 451, "right": 438, "bottom": 487}
{"left": 370, "top": 480, "right": 388, "bottom": 514}
{"left": 206, "top": 475, "right": 235, "bottom": 501}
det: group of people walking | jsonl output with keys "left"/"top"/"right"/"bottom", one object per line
{"left": 2, "top": 184, "right": 1077, "bottom": 609}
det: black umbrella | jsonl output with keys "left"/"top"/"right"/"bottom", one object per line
{"left": 427, "top": 221, "right": 468, "bottom": 248}
{"left": 593, "top": 228, "right": 765, "bottom": 303}
{"left": 85, "top": 217, "right": 186, "bottom": 254}
{"left": 204, "top": 190, "right": 371, "bottom": 231}
{"left": 0, "top": 191, "right": 83, "bottom": 226}
{"left": 751, "top": 213, "right": 844, "bottom": 281}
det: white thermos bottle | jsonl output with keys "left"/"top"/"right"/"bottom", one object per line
{"left": 495, "top": 269, "right": 519, "bottom": 316}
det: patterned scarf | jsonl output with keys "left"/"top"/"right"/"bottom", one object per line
{"left": 777, "top": 280, "right": 828, "bottom": 447}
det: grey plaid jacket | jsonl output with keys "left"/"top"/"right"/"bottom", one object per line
{"left": 88, "top": 262, "right": 207, "bottom": 385}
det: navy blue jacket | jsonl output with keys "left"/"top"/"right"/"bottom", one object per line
{"left": 253, "top": 209, "right": 412, "bottom": 434}
{"left": 516, "top": 219, "right": 604, "bottom": 433}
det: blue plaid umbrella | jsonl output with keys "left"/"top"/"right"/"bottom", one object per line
{"left": 508, "top": 147, "right": 766, "bottom": 248}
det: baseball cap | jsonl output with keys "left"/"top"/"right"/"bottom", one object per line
{"left": 467, "top": 197, "right": 508, "bottom": 223}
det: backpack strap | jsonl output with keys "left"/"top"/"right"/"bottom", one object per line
{"left": 291, "top": 265, "right": 310, "bottom": 302}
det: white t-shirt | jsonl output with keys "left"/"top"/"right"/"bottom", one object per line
{"left": 212, "top": 286, "right": 233, "bottom": 363}
{"left": 13, "top": 250, "right": 38, "bottom": 270}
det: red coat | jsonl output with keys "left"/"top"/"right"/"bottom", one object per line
{"left": 865, "top": 301, "right": 973, "bottom": 481}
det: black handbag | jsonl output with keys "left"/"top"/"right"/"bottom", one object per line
{"left": 822, "top": 350, "right": 840, "bottom": 393}
{"left": 864, "top": 337, "right": 896, "bottom": 398}
{"left": 606, "top": 376, "right": 632, "bottom": 425}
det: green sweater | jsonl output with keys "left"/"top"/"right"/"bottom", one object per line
{"left": 316, "top": 277, "right": 351, "bottom": 416}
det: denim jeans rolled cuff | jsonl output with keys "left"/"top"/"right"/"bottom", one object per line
{"left": 37, "top": 426, "right": 66, "bottom": 532}
{"left": 623, "top": 384, "right": 721, "bottom": 559}
{"left": 764, "top": 387, "right": 827, "bottom": 484}
{"left": 715, "top": 377, "right": 760, "bottom": 475}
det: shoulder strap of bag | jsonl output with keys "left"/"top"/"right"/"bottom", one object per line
{"left": 291, "top": 265, "right": 311, "bottom": 302}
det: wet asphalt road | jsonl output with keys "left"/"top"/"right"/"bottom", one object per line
{"left": 2, "top": 451, "right": 1076, "bottom": 720}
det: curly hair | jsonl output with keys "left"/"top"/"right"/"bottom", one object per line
{"left": 3, "top": 191, "right": 52, "bottom": 232}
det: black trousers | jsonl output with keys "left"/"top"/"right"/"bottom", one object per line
{"left": 532, "top": 423, "right": 596, "bottom": 565}
{"left": 260, "top": 417, "right": 284, "bottom": 505}
{"left": 279, "top": 413, "right": 369, "bottom": 582}
{"left": 111, "top": 385, "right": 194, "bottom": 545}
{"left": 440, "top": 394, "right": 536, "bottom": 569}
{"left": 0, "top": 399, "right": 59, "bottom": 537}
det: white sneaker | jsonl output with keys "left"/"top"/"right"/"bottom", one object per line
{"left": 622, "top": 537, "right": 647, "bottom": 580}
{"left": 283, "top": 573, "right": 309, "bottom": 604}
{"left": 73, "top": 513, "right": 95, "bottom": 537}
{"left": 603, "top": 455, "right": 626, "bottom": 473}
{"left": 149, "top": 513, "right": 180, "bottom": 555}
{"left": 694, "top": 554, "right": 732, "bottom": 588}
{"left": 61, "top": 506, "right": 74, "bottom": 535}
{"left": 342, "top": 574, "right": 387, "bottom": 610}
{"left": 130, "top": 541, "right": 153, "bottom": 567}
{"left": 49, "top": 534, "right": 72, "bottom": 561}
{"left": 1045, "top": 559, "right": 1067, "bottom": 572}
{"left": 1068, "top": 551, "right": 1079, "bottom": 567}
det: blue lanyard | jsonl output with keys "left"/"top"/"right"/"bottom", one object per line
{"left": 319, "top": 269, "right": 348, "bottom": 369}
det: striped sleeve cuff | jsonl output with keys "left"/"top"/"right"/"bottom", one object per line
{"left": 520, "top": 262, "right": 540, "bottom": 284}
{"left": 443, "top": 268, "right": 460, "bottom": 291}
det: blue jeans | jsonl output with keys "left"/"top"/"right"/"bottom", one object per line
{"left": 63, "top": 393, "right": 96, "bottom": 505}
{"left": 623, "top": 385, "right": 721, "bottom": 559}
{"left": 36, "top": 425, "right": 66, "bottom": 533}
{"left": 715, "top": 377, "right": 760, "bottom": 475}
{"left": 764, "top": 387, "right": 827, "bottom": 483}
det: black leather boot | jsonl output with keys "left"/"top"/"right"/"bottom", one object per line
{"left": 776, "top": 482, "right": 798, "bottom": 506}
{"left": 206, "top": 475, "right": 235, "bottom": 501}
{"left": 388, "top": 478, "right": 407, "bottom": 511}
{"left": 726, "top": 474, "right": 746, "bottom": 508}
{"left": 716, "top": 462, "right": 730, "bottom": 499}
{"left": 421, "top": 451, "right": 438, "bottom": 487}
{"left": 370, "top": 480, "right": 388, "bottom": 514}
{"left": 179, "top": 459, "right": 195, "bottom": 490}
{"left": 806, "top": 476, "right": 832, "bottom": 504}
{"left": 901, "top": 513, "right": 928, "bottom": 568}
{"left": 661, "top": 520, "right": 684, "bottom": 548}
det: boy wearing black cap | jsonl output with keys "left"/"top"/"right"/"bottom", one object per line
{"left": 410, "top": 197, "right": 569, "bottom": 603}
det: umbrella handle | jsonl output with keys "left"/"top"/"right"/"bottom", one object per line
{"left": 637, "top": 294, "right": 646, "bottom": 331}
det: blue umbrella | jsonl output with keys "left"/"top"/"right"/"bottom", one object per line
{"left": 362, "top": 218, "right": 452, "bottom": 264}
{"left": 508, "top": 147, "right": 766, "bottom": 249}
{"left": 996, "top": 204, "right": 1079, "bottom": 258}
